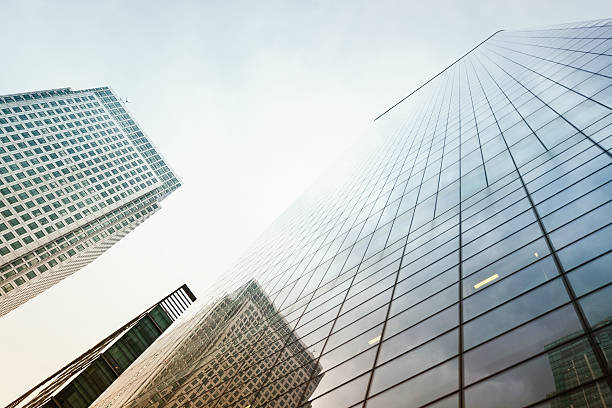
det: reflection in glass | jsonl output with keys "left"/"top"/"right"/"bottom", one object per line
{"left": 531, "top": 380, "right": 612, "bottom": 408}
{"left": 90, "top": 281, "right": 323, "bottom": 408}
{"left": 380, "top": 304, "right": 458, "bottom": 363}
{"left": 464, "top": 304, "right": 583, "bottom": 384}
{"left": 309, "top": 374, "right": 369, "bottom": 408}
{"left": 463, "top": 278, "right": 569, "bottom": 349}
{"left": 567, "top": 252, "right": 612, "bottom": 297}
{"left": 462, "top": 256, "right": 558, "bottom": 321}
{"left": 465, "top": 334, "right": 606, "bottom": 408}
{"left": 320, "top": 324, "right": 383, "bottom": 370}
{"left": 367, "top": 358, "right": 458, "bottom": 408}
{"left": 594, "top": 324, "right": 612, "bottom": 370}
{"left": 309, "top": 348, "right": 376, "bottom": 399}
{"left": 370, "top": 329, "right": 458, "bottom": 394}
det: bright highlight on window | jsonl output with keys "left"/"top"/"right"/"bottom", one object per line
{"left": 474, "top": 274, "right": 499, "bottom": 289}
{"left": 368, "top": 336, "right": 381, "bottom": 345}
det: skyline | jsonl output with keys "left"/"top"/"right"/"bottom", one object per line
{"left": 46, "top": 17, "right": 612, "bottom": 407}
{"left": 1, "top": 1, "right": 611, "bottom": 406}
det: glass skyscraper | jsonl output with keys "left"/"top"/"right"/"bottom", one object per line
{"left": 84, "top": 17, "right": 612, "bottom": 408}
{"left": 0, "top": 87, "right": 180, "bottom": 316}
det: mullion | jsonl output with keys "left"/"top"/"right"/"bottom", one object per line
{"left": 293, "top": 82, "right": 446, "bottom": 407}
{"left": 470, "top": 50, "right": 612, "bottom": 392}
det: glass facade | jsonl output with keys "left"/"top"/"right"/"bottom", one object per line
{"left": 93, "top": 18, "right": 612, "bottom": 408}
{"left": 0, "top": 87, "right": 180, "bottom": 316}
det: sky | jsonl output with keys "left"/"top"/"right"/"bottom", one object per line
{"left": 0, "top": 0, "right": 610, "bottom": 404}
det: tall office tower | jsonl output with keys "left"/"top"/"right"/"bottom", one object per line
{"left": 9, "top": 285, "right": 196, "bottom": 408}
{"left": 96, "top": 18, "right": 611, "bottom": 408}
{"left": 0, "top": 87, "right": 180, "bottom": 316}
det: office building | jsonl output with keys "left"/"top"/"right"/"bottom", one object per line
{"left": 8, "top": 284, "right": 196, "bottom": 408}
{"left": 0, "top": 87, "right": 180, "bottom": 316}
{"left": 546, "top": 317, "right": 612, "bottom": 408}
{"left": 94, "top": 18, "right": 611, "bottom": 408}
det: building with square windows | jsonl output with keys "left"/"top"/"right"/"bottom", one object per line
{"left": 89, "top": 17, "right": 612, "bottom": 408}
{"left": 0, "top": 86, "right": 180, "bottom": 316}
{"left": 91, "top": 280, "right": 322, "bottom": 408}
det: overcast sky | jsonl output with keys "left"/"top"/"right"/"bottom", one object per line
{"left": 0, "top": 0, "right": 610, "bottom": 405}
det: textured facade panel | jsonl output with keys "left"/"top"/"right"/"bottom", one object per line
{"left": 0, "top": 87, "right": 180, "bottom": 316}
{"left": 96, "top": 18, "right": 611, "bottom": 408}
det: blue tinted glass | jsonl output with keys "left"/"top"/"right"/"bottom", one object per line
{"left": 367, "top": 358, "right": 458, "bottom": 408}
{"left": 465, "top": 337, "right": 602, "bottom": 408}
{"left": 463, "top": 278, "right": 569, "bottom": 349}
{"left": 567, "top": 252, "right": 612, "bottom": 296}
{"left": 579, "top": 285, "right": 612, "bottom": 328}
